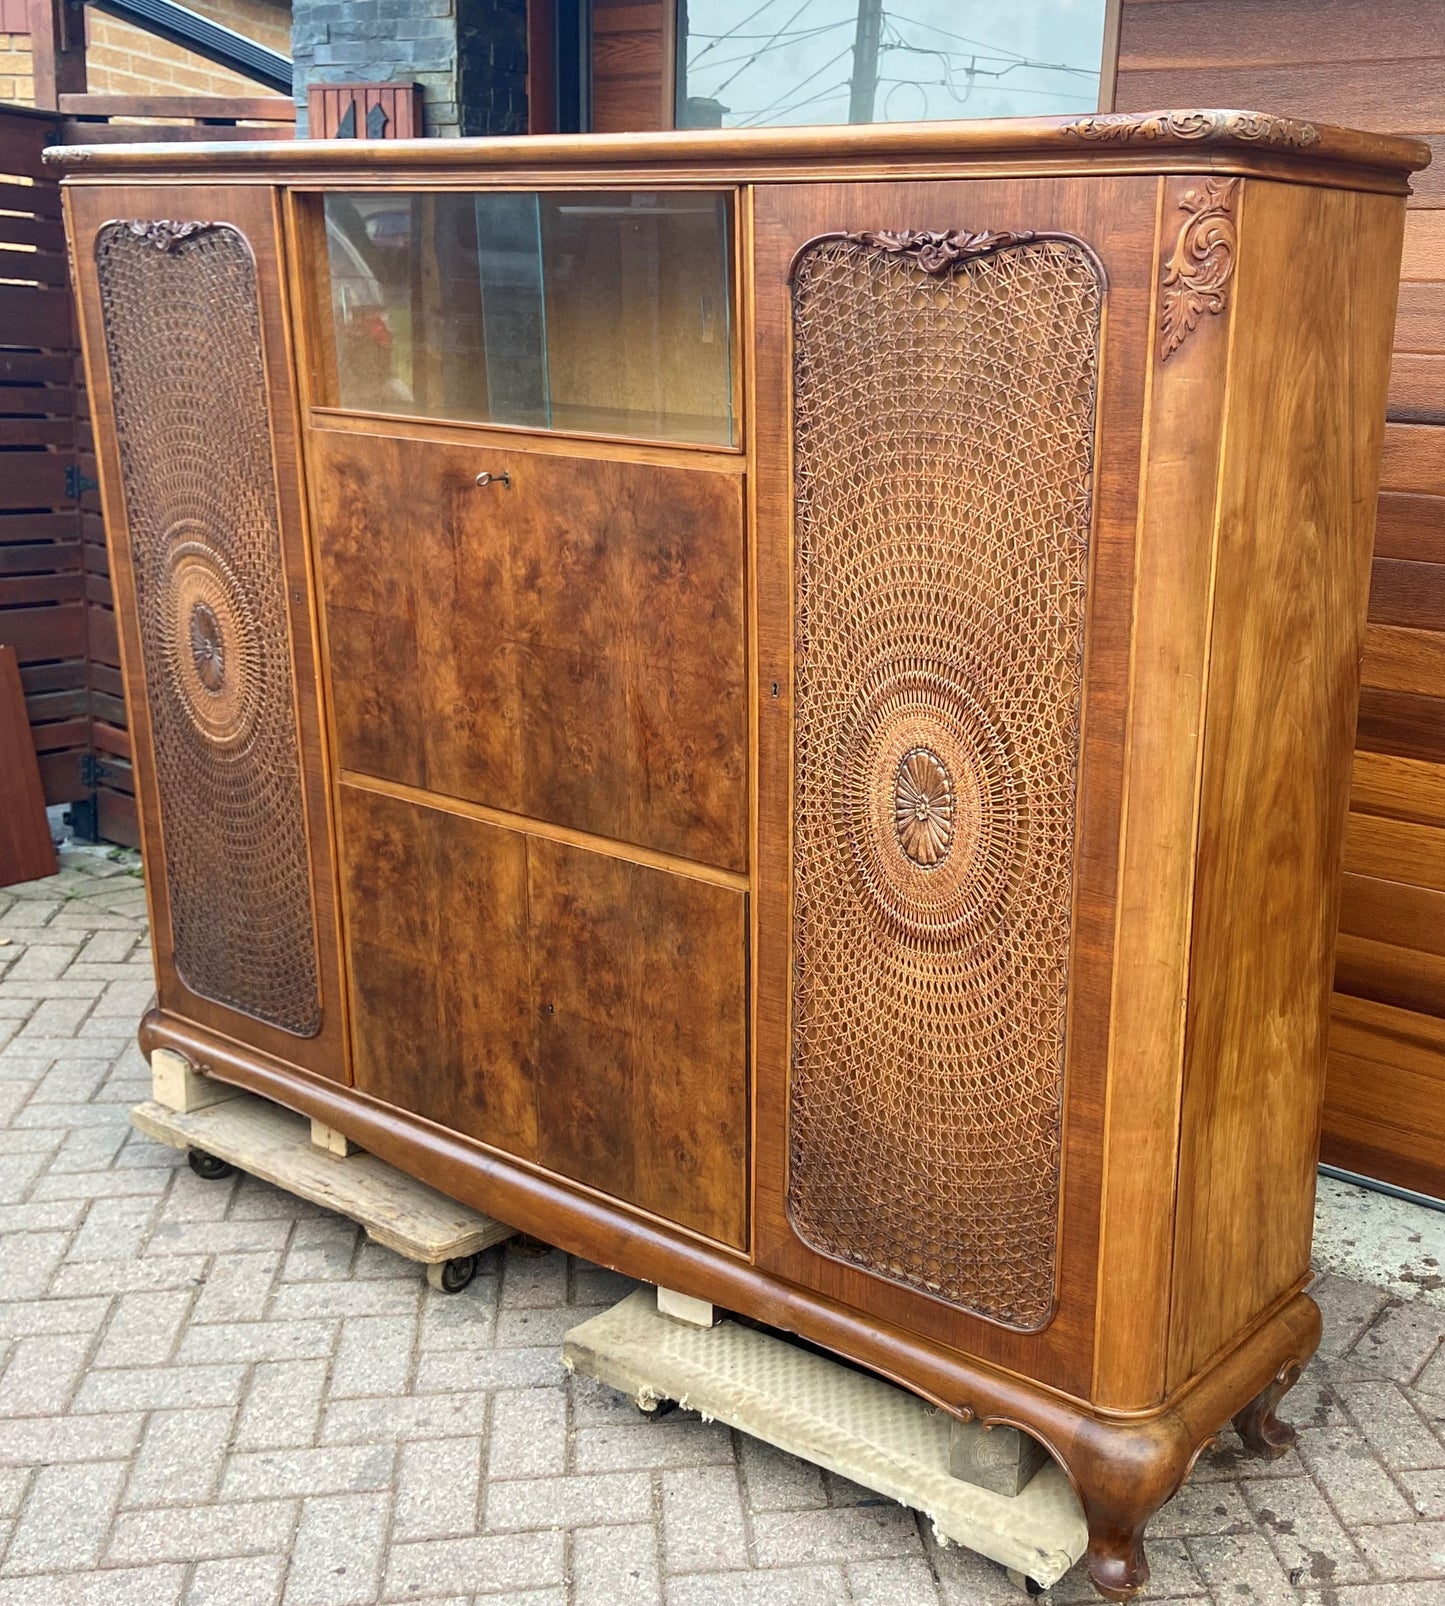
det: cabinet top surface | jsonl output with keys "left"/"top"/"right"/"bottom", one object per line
{"left": 46, "top": 109, "right": 1430, "bottom": 190}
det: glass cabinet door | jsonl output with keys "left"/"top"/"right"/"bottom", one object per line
{"left": 318, "top": 189, "right": 736, "bottom": 447}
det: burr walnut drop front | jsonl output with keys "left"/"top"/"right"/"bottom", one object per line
{"left": 54, "top": 112, "right": 1428, "bottom": 1599}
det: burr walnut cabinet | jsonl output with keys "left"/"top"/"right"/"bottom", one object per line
{"left": 53, "top": 111, "right": 1426, "bottom": 1599}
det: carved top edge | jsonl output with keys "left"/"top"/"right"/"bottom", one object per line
{"left": 40, "top": 110, "right": 1431, "bottom": 181}
{"left": 1059, "top": 109, "right": 1320, "bottom": 149}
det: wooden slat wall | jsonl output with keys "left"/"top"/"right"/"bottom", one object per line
{"left": 1116, "top": 0, "right": 1445, "bottom": 1198}
{"left": 0, "top": 105, "right": 137, "bottom": 848}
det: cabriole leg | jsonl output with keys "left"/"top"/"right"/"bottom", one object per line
{"left": 1232, "top": 1361, "right": 1302, "bottom": 1459}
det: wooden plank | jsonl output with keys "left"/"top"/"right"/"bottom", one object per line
{"left": 36, "top": 748, "right": 88, "bottom": 804}
{"left": 1117, "top": 0, "right": 1445, "bottom": 70}
{"left": 1388, "top": 353, "right": 1445, "bottom": 423}
{"left": 96, "top": 787, "right": 139, "bottom": 850}
{"left": 0, "top": 602, "right": 86, "bottom": 662}
{"left": 0, "top": 421, "right": 74, "bottom": 448}
{"left": 130, "top": 1090, "right": 514, "bottom": 1263}
{"left": 1343, "top": 811, "right": 1445, "bottom": 892}
{"left": 1340, "top": 871, "right": 1445, "bottom": 955}
{"left": 1394, "top": 283, "right": 1445, "bottom": 353}
{"left": 91, "top": 716, "right": 130, "bottom": 757}
{"left": 0, "top": 514, "right": 80, "bottom": 544}
{"left": 1324, "top": 994, "right": 1445, "bottom": 1198}
{"left": 1115, "top": 59, "right": 1445, "bottom": 133}
{"left": 1375, "top": 492, "right": 1445, "bottom": 560}
{"left": 0, "top": 541, "right": 82, "bottom": 576}
{"left": 1361, "top": 624, "right": 1445, "bottom": 696}
{"left": 0, "top": 352, "right": 72, "bottom": 387}
{"left": 0, "top": 247, "right": 69, "bottom": 287}
{"left": 53, "top": 122, "right": 295, "bottom": 146}
{"left": 1382, "top": 422, "right": 1445, "bottom": 495}
{"left": 0, "top": 643, "right": 57, "bottom": 887}
{"left": 24, "top": 687, "right": 88, "bottom": 722}
{"left": 57, "top": 94, "right": 297, "bottom": 122}
{"left": 1351, "top": 751, "right": 1445, "bottom": 829}
{"left": 1403, "top": 212, "right": 1445, "bottom": 281}
{"left": 18, "top": 659, "right": 84, "bottom": 695}
{"left": 0, "top": 455, "right": 71, "bottom": 510}
{"left": 0, "top": 285, "right": 72, "bottom": 351}
{"left": 29, "top": 716, "right": 88, "bottom": 754}
{"left": 0, "top": 181, "right": 61, "bottom": 220}
{"left": 1368, "top": 556, "right": 1445, "bottom": 630}
{"left": 0, "top": 215, "right": 66, "bottom": 253}
{"left": 0, "top": 573, "right": 85, "bottom": 606}
{"left": 1335, "top": 933, "right": 1445, "bottom": 1017}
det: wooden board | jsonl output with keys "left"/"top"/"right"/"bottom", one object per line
{"left": 563, "top": 1289, "right": 1088, "bottom": 1591}
{"left": 0, "top": 645, "right": 57, "bottom": 888}
{"left": 130, "top": 1090, "right": 515, "bottom": 1263}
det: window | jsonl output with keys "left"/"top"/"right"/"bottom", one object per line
{"left": 319, "top": 190, "right": 735, "bottom": 447}
{"left": 676, "top": 1, "right": 1110, "bottom": 129}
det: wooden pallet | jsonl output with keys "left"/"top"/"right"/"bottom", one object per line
{"left": 131, "top": 1088, "right": 514, "bottom": 1286}
{"left": 564, "top": 1288, "right": 1089, "bottom": 1592}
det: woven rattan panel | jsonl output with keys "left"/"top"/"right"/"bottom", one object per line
{"left": 788, "top": 230, "right": 1102, "bottom": 1328}
{"left": 95, "top": 221, "right": 321, "bottom": 1037}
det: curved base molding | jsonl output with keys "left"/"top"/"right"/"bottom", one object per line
{"left": 139, "top": 1009, "right": 1319, "bottom": 1600}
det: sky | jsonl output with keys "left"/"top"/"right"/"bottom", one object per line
{"left": 679, "top": 0, "right": 1108, "bottom": 128}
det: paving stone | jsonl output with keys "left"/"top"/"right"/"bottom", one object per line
{"left": 94, "top": 1288, "right": 196, "bottom": 1367}
{"left": 190, "top": 1251, "right": 284, "bottom": 1325}
{"left": 661, "top": 1463, "right": 749, "bottom": 1574}
{"left": 846, "top": 1554, "right": 941, "bottom": 1604}
{"left": 73, "top": 1362, "right": 247, "bottom": 1414}
{"left": 3, "top": 1458, "right": 127, "bottom": 1574}
{"left": 235, "top": 1359, "right": 330, "bottom": 1452}
{"left": 1337, "top": 1379, "right": 1445, "bottom": 1470}
{"left": 329, "top": 1314, "right": 417, "bottom": 1397}
{"left": 221, "top": 1443, "right": 394, "bottom": 1501}
{"left": 487, "top": 1386, "right": 567, "bottom": 1480}
{"left": 123, "top": 1405, "right": 234, "bottom": 1506}
{"left": 0, "top": 1411, "right": 144, "bottom": 1465}
{"left": 393, "top": 1436, "right": 481, "bottom": 1540}
{"left": 574, "top": 1521, "right": 664, "bottom": 1604}
{"left": 285, "top": 1490, "right": 390, "bottom": 1605}
{"left": 666, "top": 1565, "right": 849, "bottom": 1604}
{"left": 1348, "top": 1301, "right": 1445, "bottom": 1385}
{"left": 1186, "top": 1530, "right": 1298, "bottom": 1603}
{"left": 575, "top": 1416, "right": 735, "bottom": 1472}
{"left": 486, "top": 1469, "right": 653, "bottom": 1532}
{"left": 0, "top": 1329, "right": 92, "bottom": 1415}
{"left": 0, "top": 1564, "right": 187, "bottom": 1605}
{"left": 737, "top": 1431, "right": 829, "bottom": 1512}
{"left": 1241, "top": 1471, "right": 1371, "bottom": 1584}
{"left": 1400, "top": 1465, "right": 1445, "bottom": 1518}
{"left": 188, "top": 1554, "right": 287, "bottom": 1606}
{"left": 178, "top": 1318, "right": 337, "bottom": 1367}
{"left": 107, "top": 1497, "right": 299, "bottom": 1564}
{"left": 1351, "top": 1516, "right": 1445, "bottom": 1578}
{"left": 381, "top": 1530, "right": 563, "bottom": 1598}
{"left": 1295, "top": 1421, "right": 1418, "bottom": 1524}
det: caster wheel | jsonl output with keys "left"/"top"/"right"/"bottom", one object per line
{"left": 636, "top": 1398, "right": 678, "bottom": 1421}
{"left": 1005, "top": 1569, "right": 1045, "bottom": 1597}
{"left": 426, "top": 1254, "right": 478, "bottom": 1293}
{"left": 186, "top": 1149, "right": 235, "bottom": 1181}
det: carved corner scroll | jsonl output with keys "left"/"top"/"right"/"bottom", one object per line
{"left": 1060, "top": 109, "right": 1319, "bottom": 149}
{"left": 1158, "top": 177, "right": 1240, "bottom": 362}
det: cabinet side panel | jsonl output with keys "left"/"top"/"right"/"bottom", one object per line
{"left": 1168, "top": 181, "right": 1405, "bottom": 1388}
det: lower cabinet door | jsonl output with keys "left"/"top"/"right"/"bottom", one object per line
{"left": 338, "top": 782, "right": 749, "bottom": 1249}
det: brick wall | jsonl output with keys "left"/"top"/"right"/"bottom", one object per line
{"left": 87, "top": 0, "right": 291, "bottom": 99}
{"left": 0, "top": 0, "right": 290, "bottom": 107}
{"left": 292, "top": 0, "right": 526, "bottom": 137}
{"left": 0, "top": 29, "right": 30, "bottom": 105}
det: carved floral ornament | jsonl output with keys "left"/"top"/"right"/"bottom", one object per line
{"left": 1158, "top": 177, "right": 1240, "bottom": 362}
{"left": 1060, "top": 109, "right": 1319, "bottom": 148}
{"left": 122, "top": 219, "right": 218, "bottom": 253}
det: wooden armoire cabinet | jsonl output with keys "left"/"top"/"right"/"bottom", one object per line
{"left": 54, "top": 111, "right": 1426, "bottom": 1599}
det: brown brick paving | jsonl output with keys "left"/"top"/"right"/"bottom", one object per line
{"left": 1, "top": 847, "right": 1442, "bottom": 1603}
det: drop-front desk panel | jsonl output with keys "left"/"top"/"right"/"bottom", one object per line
{"left": 56, "top": 113, "right": 1428, "bottom": 1600}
